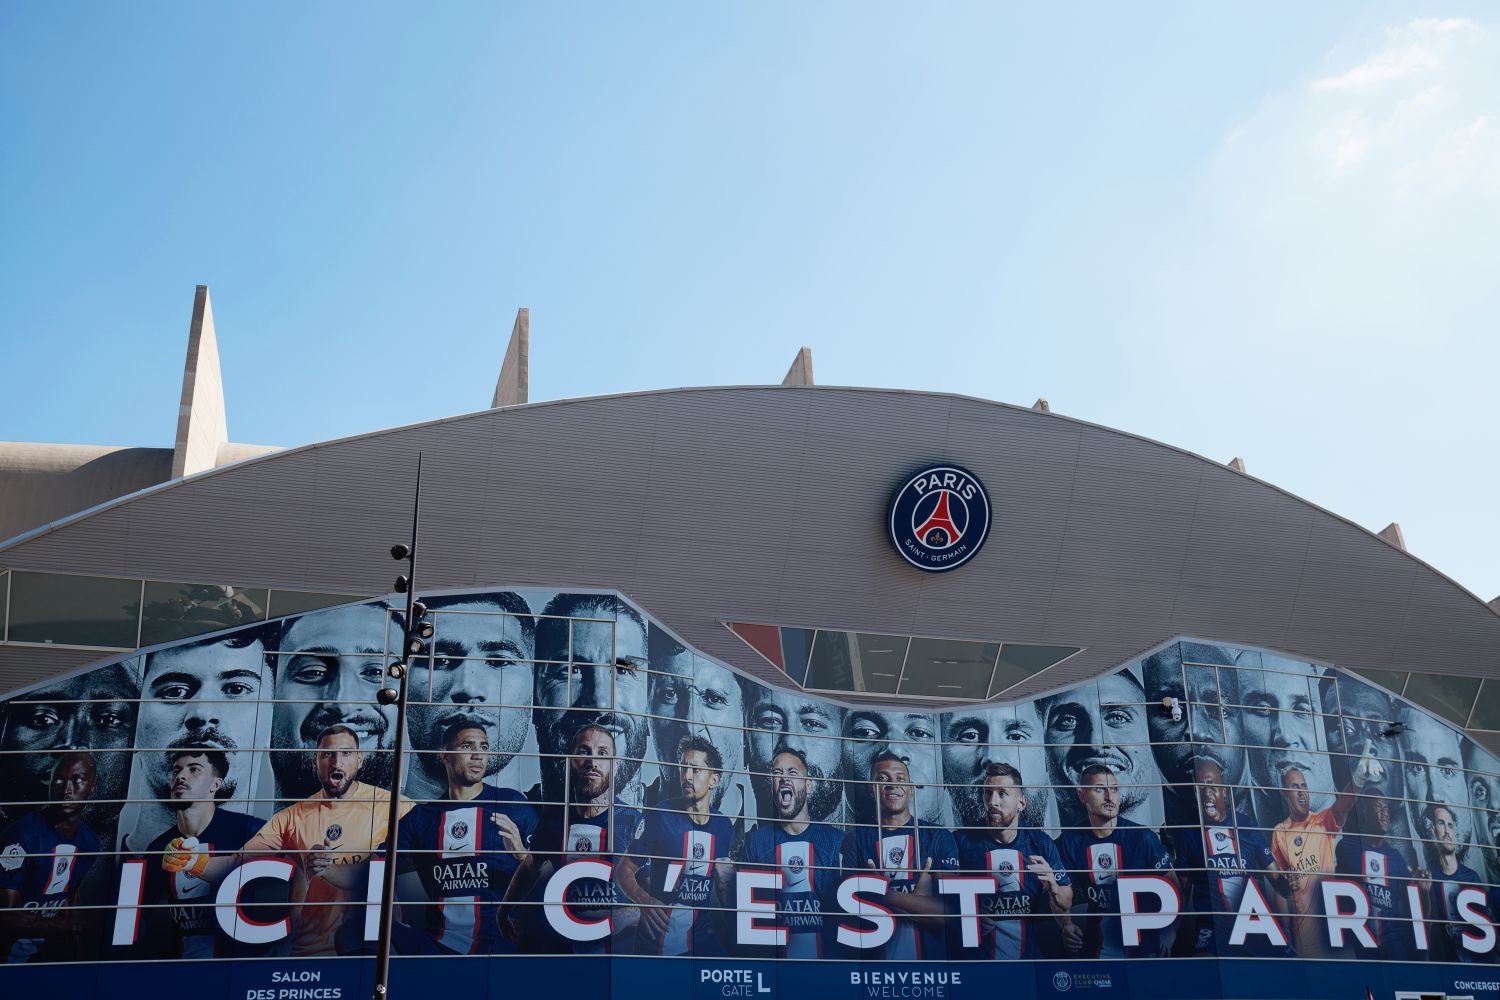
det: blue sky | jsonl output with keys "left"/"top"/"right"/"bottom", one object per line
{"left": 2, "top": 4, "right": 1497, "bottom": 604}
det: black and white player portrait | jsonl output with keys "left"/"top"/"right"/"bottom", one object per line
{"left": 645, "top": 626, "right": 749, "bottom": 818}
{"left": 1142, "top": 643, "right": 1245, "bottom": 826}
{"left": 742, "top": 677, "right": 846, "bottom": 826}
{"left": 270, "top": 603, "right": 398, "bottom": 799}
{"left": 1463, "top": 739, "right": 1500, "bottom": 888}
{"left": 941, "top": 702, "right": 1054, "bottom": 833}
{"left": 1397, "top": 703, "right": 1472, "bottom": 865}
{"left": 0, "top": 662, "right": 139, "bottom": 843}
{"left": 1230, "top": 650, "right": 1337, "bottom": 826}
{"left": 404, "top": 592, "right": 535, "bottom": 800}
{"left": 842, "top": 709, "right": 948, "bottom": 826}
{"left": 1040, "top": 668, "right": 1164, "bottom": 831}
{"left": 121, "top": 628, "right": 273, "bottom": 849}
{"left": 531, "top": 593, "right": 650, "bottom": 804}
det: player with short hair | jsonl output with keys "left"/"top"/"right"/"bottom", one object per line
{"left": 1172, "top": 756, "right": 1283, "bottom": 957}
{"left": 618, "top": 735, "right": 735, "bottom": 955}
{"left": 840, "top": 751, "right": 959, "bottom": 959}
{"left": 1333, "top": 792, "right": 1412, "bottom": 960}
{"left": 1054, "top": 763, "right": 1177, "bottom": 958}
{"left": 0, "top": 752, "right": 101, "bottom": 963}
{"left": 392, "top": 722, "right": 538, "bottom": 954}
{"left": 736, "top": 746, "right": 846, "bottom": 958}
{"left": 145, "top": 745, "right": 265, "bottom": 958}
{"left": 503, "top": 723, "right": 641, "bottom": 954}
{"left": 240, "top": 724, "right": 414, "bottom": 956}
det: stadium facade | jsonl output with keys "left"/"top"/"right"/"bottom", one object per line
{"left": 3, "top": 289, "right": 1500, "bottom": 1000}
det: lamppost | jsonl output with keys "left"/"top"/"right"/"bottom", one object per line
{"left": 371, "top": 455, "right": 431, "bottom": 1000}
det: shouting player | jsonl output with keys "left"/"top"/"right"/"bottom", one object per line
{"left": 737, "top": 746, "right": 846, "bottom": 958}
{"left": 393, "top": 722, "right": 537, "bottom": 954}
{"left": 619, "top": 735, "right": 735, "bottom": 955}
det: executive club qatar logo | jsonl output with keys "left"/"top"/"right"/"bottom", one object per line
{"left": 886, "top": 464, "right": 991, "bottom": 573}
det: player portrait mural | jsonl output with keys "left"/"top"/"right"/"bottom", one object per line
{"left": 2, "top": 586, "right": 1499, "bottom": 977}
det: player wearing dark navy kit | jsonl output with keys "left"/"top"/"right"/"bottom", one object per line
{"left": 0, "top": 751, "right": 102, "bottom": 963}
{"left": 619, "top": 735, "right": 735, "bottom": 955}
{"left": 1333, "top": 792, "right": 1411, "bottom": 960}
{"left": 1055, "top": 763, "right": 1177, "bottom": 959}
{"left": 1171, "top": 757, "right": 1283, "bottom": 957}
{"left": 737, "top": 747, "right": 846, "bottom": 958}
{"left": 952, "top": 762, "right": 1073, "bottom": 958}
{"left": 145, "top": 746, "right": 265, "bottom": 958}
{"left": 841, "top": 751, "right": 959, "bottom": 960}
{"left": 504, "top": 723, "right": 641, "bottom": 954}
{"left": 1420, "top": 802, "right": 1486, "bottom": 964}
{"left": 394, "top": 723, "right": 537, "bottom": 954}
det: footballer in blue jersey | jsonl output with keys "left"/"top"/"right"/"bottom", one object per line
{"left": 505, "top": 724, "right": 640, "bottom": 955}
{"left": 840, "top": 752, "right": 959, "bottom": 960}
{"left": 948, "top": 762, "right": 1073, "bottom": 959}
{"left": 1172, "top": 758, "right": 1284, "bottom": 958}
{"left": 1424, "top": 803, "right": 1489, "bottom": 964}
{"left": 394, "top": 724, "right": 538, "bottom": 955}
{"left": 1055, "top": 764, "right": 1177, "bottom": 959}
{"left": 143, "top": 747, "right": 265, "bottom": 958}
{"left": 0, "top": 751, "right": 101, "bottom": 963}
{"left": 1333, "top": 794, "right": 1412, "bottom": 961}
{"left": 737, "top": 748, "right": 846, "bottom": 959}
{"left": 620, "top": 736, "right": 734, "bottom": 955}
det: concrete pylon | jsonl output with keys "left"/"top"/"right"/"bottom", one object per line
{"left": 781, "top": 347, "right": 814, "bottom": 386}
{"left": 1227, "top": 457, "right": 1246, "bottom": 473}
{"left": 171, "top": 286, "right": 229, "bottom": 479}
{"left": 492, "top": 308, "right": 529, "bottom": 407}
{"left": 1032, "top": 398, "right": 1050, "bottom": 413}
{"left": 1378, "top": 522, "right": 1407, "bottom": 551}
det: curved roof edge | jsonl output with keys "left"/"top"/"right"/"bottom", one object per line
{"left": 1, "top": 383, "right": 1493, "bottom": 621}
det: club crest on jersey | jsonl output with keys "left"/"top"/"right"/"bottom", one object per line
{"left": 54, "top": 858, "right": 68, "bottom": 875}
{"left": 692, "top": 842, "right": 706, "bottom": 860}
{"left": 1294, "top": 836, "right": 1304, "bottom": 848}
{"left": 574, "top": 836, "right": 594, "bottom": 852}
{"left": 450, "top": 821, "right": 469, "bottom": 840}
{"left": 788, "top": 855, "right": 805, "bottom": 875}
{"left": 886, "top": 464, "right": 992, "bottom": 573}
{"left": 326, "top": 825, "right": 342, "bottom": 843}
{"left": 888, "top": 846, "right": 906, "bottom": 866}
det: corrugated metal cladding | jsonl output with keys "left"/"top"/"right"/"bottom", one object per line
{"left": 1, "top": 385, "right": 1497, "bottom": 703}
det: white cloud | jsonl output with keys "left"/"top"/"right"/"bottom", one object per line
{"left": 1134, "top": 17, "right": 1500, "bottom": 602}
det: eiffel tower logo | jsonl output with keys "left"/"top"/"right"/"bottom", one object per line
{"left": 912, "top": 489, "right": 965, "bottom": 549}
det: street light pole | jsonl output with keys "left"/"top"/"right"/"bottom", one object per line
{"left": 372, "top": 454, "right": 429, "bottom": 1000}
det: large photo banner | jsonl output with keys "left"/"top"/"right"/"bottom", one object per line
{"left": 1, "top": 588, "right": 1498, "bottom": 980}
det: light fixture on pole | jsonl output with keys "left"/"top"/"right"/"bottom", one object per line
{"left": 371, "top": 454, "right": 425, "bottom": 1000}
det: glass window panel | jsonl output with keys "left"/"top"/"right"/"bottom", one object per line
{"left": 805, "top": 630, "right": 856, "bottom": 692}
{"left": 778, "top": 627, "right": 815, "bottom": 686}
{"left": 1469, "top": 680, "right": 1500, "bottom": 731}
{"left": 1351, "top": 668, "right": 1409, "bottom": 698}
{"left": 989, "top": 644, "right": 1079, "bottom": 696}
{"left": 267, "top": 589, "right": 364, "bottom": 619}
{"left": 848, "top": 632, "right": 904, "bottom": 695}
{"left": 1402, "top": 672, "right": 1482, "bottom": 727}
{"left": 140, "top": 581, "right": 269, "bottom": 646}
{"left": 7, "top": 571, "right": 140, "bottom": 647}
{"left": 898, "top": 637, "right": 999, "bottom": 698}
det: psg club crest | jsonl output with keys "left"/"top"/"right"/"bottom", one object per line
{"left": 451, "top": 821, "right": 469, "bottom": 839}
{"left": 886, "top": 464, "right": 991, "bottom": 573}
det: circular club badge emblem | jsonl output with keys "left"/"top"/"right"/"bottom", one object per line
{"left": 887, "top": 464, "right": 991, "bottom": 572}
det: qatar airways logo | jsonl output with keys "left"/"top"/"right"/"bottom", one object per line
{"left": 887, "top": 465, "right": 991, "bottom": 573}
